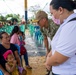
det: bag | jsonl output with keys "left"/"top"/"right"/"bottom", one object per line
{"left": 20, "top": 45, "right": 26, "bottom": 55}
{"left": 68, "top": 18, "right": 76, "bottom": 22}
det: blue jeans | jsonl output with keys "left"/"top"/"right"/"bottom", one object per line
{"left": 20, "top": 52, "right": 29, "bottom": 66}
{"left": 15, "top": 44, "right": 29, "bottom": 66}
{"left": 14, "top": 44, "right": 20, "bottom": 55}
{"left": 0, "top": 70, "right": 4, "bottom": 75}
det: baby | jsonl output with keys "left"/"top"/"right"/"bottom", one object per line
{"left": 3, "top": 50, "right": 27, "bottom": 75}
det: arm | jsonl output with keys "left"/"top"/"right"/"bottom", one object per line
{"left": 14, "top": 51, "right": 21, "bottom": 66}
{"left": 45, "top": 51, "right": 69, "bottom": 70}
{"left": 16, "top": 37, "right": 20, "bottom": 46}
{"left": 10, "top": 34, "right": 20, "bottom": 46}
{"left": 6, "top": 60, "right": 17, "bottom": 73}
{"left": 44, "top": 36, "right": 50, "bottom": 55}
{"left": 45, "top": 23, "right": 76, "bottom": 70}
{"left": 47, "top": 50, "right": 52, "bottom": 57}
{"left": 0, "top": 64, "right": 10, "bottom": 75}
{"left": 40, "top": 28, "right": 50, "bottom": 54}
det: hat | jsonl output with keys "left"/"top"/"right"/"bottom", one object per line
{"left": 3, "top": 50, "right": 13, "bottom": 60}
{"left": 35, "top": 10, "right": 48, "bottom": 22}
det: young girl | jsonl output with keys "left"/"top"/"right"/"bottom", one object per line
{"left": 19, "top": 31, "right": 32, "bottom": 69}
{"left": 3, "top": 50, "right": 27, "bottom": 75}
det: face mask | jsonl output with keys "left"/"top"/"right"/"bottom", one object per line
{"left": 52, "top": 16, "right": 60, "bottom": 25}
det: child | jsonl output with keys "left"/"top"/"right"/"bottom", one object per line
{"left": 18, "top": 31, "right": 32, "bottom": 69}
{"left": 18, "top": 31, "right": 26, "bottom": 55}
{"left": 3, "top": 50, "right": 27, "bottom": 75}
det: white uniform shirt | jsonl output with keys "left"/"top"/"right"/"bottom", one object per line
{"left": 51, "top": 13, "right": 76, "bottom": 75}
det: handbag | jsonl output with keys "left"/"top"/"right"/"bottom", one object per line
{"left": 20, "top": 45, "right": 26, "bottom": 55}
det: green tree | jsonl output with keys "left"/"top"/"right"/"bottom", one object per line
{"left": 5, "top": 14, "right": 21, "bottom": 22}
{"left": 29, "top": 5, "right": 41, "bottom": 19}
{"left": 5, "top": 14, "right": 13, "bottom": 19}
{"left": 0, "top": 15, "right": 6, "bottom": 22}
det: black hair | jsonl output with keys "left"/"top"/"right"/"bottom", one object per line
{"left": 19, "top": 31, "right": 25, "bottom": 40}
{"left": 0, "top": 31, "right": 7, "bottom": 39}
{"left": 10, "top": 26, "right": 20, "bottom": 37}
{"left": 19, "top": 31, "right": 24, "bottom": 36}
{"left": 50, "top": 0, "right": 76, "bottom": 11}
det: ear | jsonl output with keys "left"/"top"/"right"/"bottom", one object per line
{"left": 58, "top": 7, "right": 64, "bottom": 15}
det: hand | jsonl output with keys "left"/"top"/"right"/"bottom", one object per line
{"left": 13, "top": 60, "right": 17, "bottom": 64}
{"left": 45, "top": 63, "right": 52, "bottom": 71}
{"left": 4, "top": 72, "right": 10, "bottom": 75}
{"left": 13, "top": 60, "right": 17, "bottom": 66}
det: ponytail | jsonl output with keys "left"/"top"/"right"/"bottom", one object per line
{"left": 73, "top": 0, "right": 76, "bottom": 9}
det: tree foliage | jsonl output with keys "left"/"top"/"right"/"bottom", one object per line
{"left": 29, "top": 5, "right": 41, "bottom": 18}
{"left": 0, "top": 14, "right": 21, "bottom": 22}
{"left": 0, "top": 15, "right": 6, "bottom": 22}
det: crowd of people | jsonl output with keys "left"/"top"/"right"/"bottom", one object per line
{"left": 0, "top": 0, "right": 76, "bottom": 75}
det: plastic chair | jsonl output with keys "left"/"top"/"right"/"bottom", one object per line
{"left": 20, "top": 25, "right": 25, "bottom": 32}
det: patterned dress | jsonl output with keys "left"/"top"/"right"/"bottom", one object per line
{"left": 7, "top": 62, "right": 19, "bottom": 75}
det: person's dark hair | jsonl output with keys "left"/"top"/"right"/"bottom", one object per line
{"left": 0, "top": 31, "right": 7, "bottom": 39}
{"left": 19, "top": 31, "right": 24, "bottom": 36}
{"left": 50, "top": 0, "right": 76, "bottom": 11}
{"left": 10, "top": 26, "right": 20, "bottom": 37}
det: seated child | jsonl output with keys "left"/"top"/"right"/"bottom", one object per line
{"left": 18, "top": 31, "right": 32, "bottom": 69}
{"left": 3, "top": 50, "right": 27, "bottom": 75}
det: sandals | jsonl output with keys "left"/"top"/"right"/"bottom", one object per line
{"left": 26, "top": 65, "right": 32, "bottom": 69}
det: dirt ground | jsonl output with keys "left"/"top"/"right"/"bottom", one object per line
{"left": 22, "top": 56, "right": 47, "bottom": 75}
